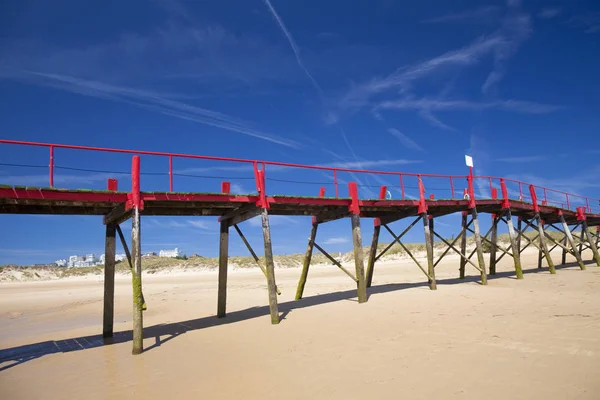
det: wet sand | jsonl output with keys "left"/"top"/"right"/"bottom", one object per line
{"left": 1, "top": 248, "right": 599, "bottom": 399}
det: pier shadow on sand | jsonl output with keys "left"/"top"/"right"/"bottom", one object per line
{"left": 1, "top": 260, "right": 596, "bottom": 371}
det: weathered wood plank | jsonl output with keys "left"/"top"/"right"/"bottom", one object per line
{"left": 422, "top": 213, "right": 437, "bottom": 290}
{"left": 560, "top": 214, "right": 585, "bottom": 270}
{"left": 351, "top": 214, "right": 368, "bottom": 303}
{"left": 261, "top": 209, "right": 280, "bottom": 324}
{"left": 459, "top": 213, "right": 467, "bottom": 279}
{"left": 131, "top": 207, "right": 143, "bottom": 355}
{"left": 295, "top": 223, "right": 318, "bottom": 299}
{"left": 312, "top": 240, "right": 358, "bottom": 282}
{"left": 489, "top": 216, "right": 498, "bottom": 275}
{"left": 505, "top": 210, "right": 524, "bottom": 279}
{"left": 365, "top": 224, "right": 380, "bottom": 288}
{"left": 534, "top": 215, "right": 556, "bottom": 274}
{"left": 103, "top": 224, "right": 116, "bottom": 338}
{"left": 470, "top": 208, "right": 488, "bottom": 285}
{"left": 217, "top": 220, "right": 229, "bottom": 318}
{"left": 582, "top": 220, "right": 600, "bottom": 266}
{"left": 103, "top": 203, "right": 132, "bottom": 226}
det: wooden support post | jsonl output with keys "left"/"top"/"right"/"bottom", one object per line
{"left": 470, "top": 208, "right": 488, "bottom": 285}
{"left": 505, "top": 210, "right": 523, "bottom": 279}
{"left": 489, "top": 216, "right": 498, "bottom": 275}
{"left": 351, "top": 214, "right": 368, "bottom": 303}
{"left": 578, "top": 225, "right": 584, "bottom": 255}
{"left": 537, "top": 247, "right": 543, "bottom": 269}
{"left": 459, "top": 213, "right": 467, "bottom": 279}
{"left": 517, "top": 218, "right": 522, "bottom": 255}
{"left": 261, "top": 209, "right": 280, "bottom": 324}
{"left": 534, "top": 215, "right": 556, "bottom": 274}
{"left": 103, "top": 224, "right": 116, "bottom": 338}
{"left": 582, "top": 220, "right": 600, "bottom": 266}
{"left": 422, "top": 213, "right": 437, "bottom": 290}
{"left": 560, "top": 214, "right": 585, "bottom": 270}
{"left": 131, "top": 207, "right": 143, "bottom": 355}
{"left": 116, "top": 225, "right": 146, "bottom": 311}
{"left": 295, "top": 223, "right": 318, "bottom": 300}
{"left": 561, "top": 235, "right": 567, "bottom": 265}
{"left": 365, "top": 223, "right": 380, "bottom": 288}
{"left": 217, "top": 220, "right": 229, "bottom": 317}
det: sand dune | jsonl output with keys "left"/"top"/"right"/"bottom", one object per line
{"left": 1, "top": 248, "right": 599, "bottom": 399}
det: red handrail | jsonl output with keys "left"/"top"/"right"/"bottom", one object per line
{"left": 0, "top": 139, "right": 598, "bottom": 213}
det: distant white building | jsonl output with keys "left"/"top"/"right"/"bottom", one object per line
{"left": 67, "top": 254, "right": 100, "bottom": 268}
{"left": 55, "top": 259, "right": 67, "bottom": 267}
{"left": 159, "top": 248, "right": 183, "bottom": 258}
{"left": 99, "top": 254, "right": 127, "bottom": 264}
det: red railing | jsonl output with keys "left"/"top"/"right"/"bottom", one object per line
{"left": 0, "top": 139, "right": 598, "bottom": 214}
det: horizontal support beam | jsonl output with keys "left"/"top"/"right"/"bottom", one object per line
{"left": 103, "top": 203, "right": 132, "bottom": 225}
{"left": 219, "top": 204, "right": 261, "bottom": 227}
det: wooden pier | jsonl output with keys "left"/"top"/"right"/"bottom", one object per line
{"left": 1, "top": 139, "right": 599, "bottom": 355}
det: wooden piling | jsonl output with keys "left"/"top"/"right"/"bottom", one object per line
{"left": 517, "top": 218, "right": 522, "bottom": 255}
{"left": 351, "top": 214, "right": 368, "bottom": 303}
{"left": 217, "top": 220, "right": 229, "bottom": 317}
{"left": 470, "top": 208, "right": 488, "bottom": 285}
{"left": 261, "top": 209, "right": 280, "bottom": 324}
{"left": 295, "top": 223, "right": 318, "bottom": 300}
{"left": 561, "top": 235, "right": 567, "bottom": 265}
{"left": 560, "top": 214, "right": 585, "bottom": 270}
{"left": 459, "top": 213, "right": 467, "bottom": 279}
{"left": 505, "top": 211, "right": 523, "bottom": 279}
{"left": 131, "top": 207, "right": 143, "bottom": 355}
{"left": 102, "top": 223, "right": 116, "bottom": 338}
{"left": 365, "top": 223, "right": 380, "bottom": 288}
{"left": 582, "top": 220, "right": 600, "bottom": 266}
{"left": 489, "top": 216, "right": 498, "bottom": 275}
{"left": 422, "top": 213, "right": 437, "bottom": 290}
{"left": 535, "top": 215, "right": 556, "bottom": 274}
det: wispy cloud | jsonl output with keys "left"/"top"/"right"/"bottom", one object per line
{"left": 496, "top": 155, "right": 545, "bottom": 163}
{"left": 146, "top": 218, "right": 212, "bottom": 230}
{"left": 387, "top": 128, "right": 425, "bottom": 152}
{"left": 7, "top": 71, "right": 300, "bottom": 148}
{"left": 331, "top": 4, "right": 536, "bottom": 127}
{"left": 482, "top": 12, "right": 531, "bottom": 94}
{"left": 248, "top": 215, "right": 298, "bottom": 227}
{"left": 322, "top": 237, "right": 349, "bottom": 245}
{"left": 538, "top": 7, "right": 561, "bottom": 20}
{"left": 377, "top": 98, "right": 561, "bottom": 114}
{"left": 422, "top": 6, "right": 501, "bottom": 24}
{"left": 324, "top": 159, "right": 422, "bottom": 169}
{"left": 568, "top": 12, "right": 600, "bottom": 34}
{"left": 262, "top": 0, "right": 324, "bottom": 96}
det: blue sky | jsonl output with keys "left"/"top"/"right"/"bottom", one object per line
{"left": 1, "top": 0, "right": 599, "bottom": 265}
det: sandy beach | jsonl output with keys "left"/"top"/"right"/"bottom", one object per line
{"left": 1, "top": 248, "right": 599, "bottom": 399}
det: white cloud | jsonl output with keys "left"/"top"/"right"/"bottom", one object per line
{"left": 248, "top": 215, "right": 298, "bottom": 227}
{"left": 187, "top": 220, "right": 210, "bottom": 229}
{"left": 496, "top": 155, "right": 545, "bottom": 162}
{"left": 6, "top": 72, "right": 300, "bottom": 148}
{"left": 377, "top": 99, "right": 561, "bottom": 114}
{"left": 324, "top": 159, "right": 422, "bottom": 169}
{"left": 262, "top": 0, "right": 324, "bottom": 96}
{"left": 387, "top": 128, "right": 424, "bottom": 152}
{"left": 322, "top": 237, "right": 349, "bottom": 245}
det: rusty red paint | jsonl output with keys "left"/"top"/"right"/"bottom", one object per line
{"left": 500, "top": 178, "right": 510, "bottom": 209}
{"left": 107, "top": 179, "right": 118, "bottom": 191}
{"left": 49, "top": 146, "right": 54, "bottom": 188}
{"left": 417, "top": 176, "right": 427, "bottom": 214}
{"left": 529, "top": 184, "right": 539, "bottom": 213}
{"left": 221, "top": 182, "right": 231, "bottom": 194}
{"left": 131, "top": 156, "right": 143, "bottom": 210}
{"left": 169, "top": 155, "right": 173, "bottom": 192}
{"left": 379, "top": 185, "right": 387, "bottom": 200}
{"left": 348, "top": 182, "right": 360, "bottom": 215}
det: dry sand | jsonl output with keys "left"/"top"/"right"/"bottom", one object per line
{"left": 1, "top": 248, "right": 599, "bottom": 399}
